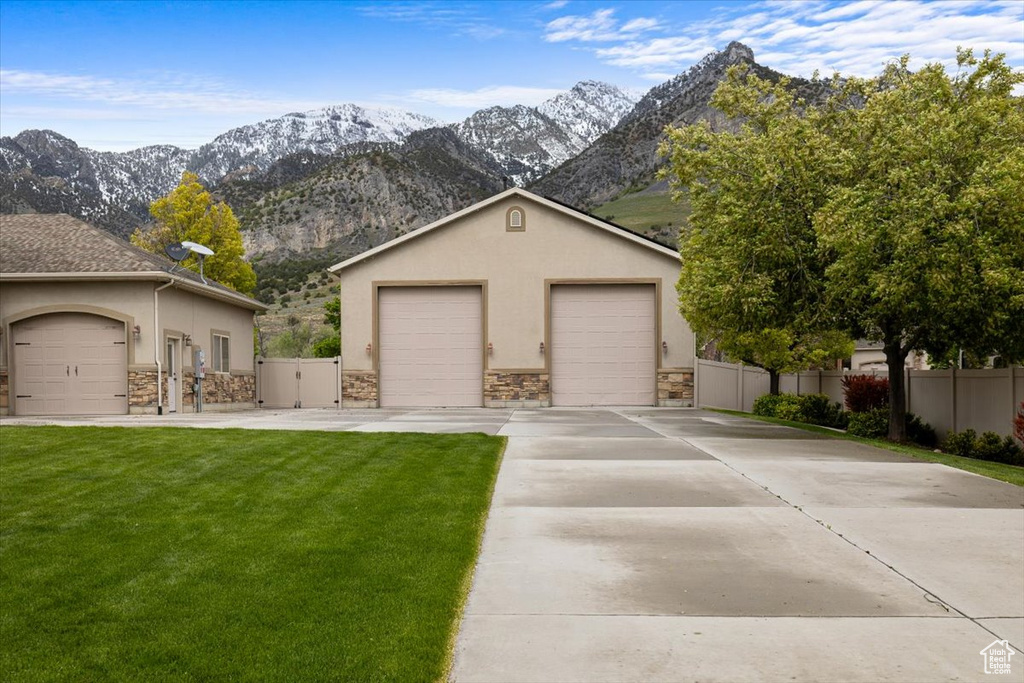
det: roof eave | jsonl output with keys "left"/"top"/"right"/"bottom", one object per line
{"left": 0, "top": 271, "right": 268, "bottom": 312}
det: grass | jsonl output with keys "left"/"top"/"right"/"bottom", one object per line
{"left": 0, "top": 426, "right": 505, "bottom": 682}
{"left": 593, "top": 190, "right": 689, "bottom": 242}
{"left": 711, "top": 409, "right": 1024, "bottom": 487}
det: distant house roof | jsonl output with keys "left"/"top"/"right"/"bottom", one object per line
{"left": 328, "top": 187, "right": 681, "bottom": 275}
{"left": 0, "top": 213, "right": 266, "bottom": 311}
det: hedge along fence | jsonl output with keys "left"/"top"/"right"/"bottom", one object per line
{"left": 695, "top": 360, "right": 1023, "bottom": 440}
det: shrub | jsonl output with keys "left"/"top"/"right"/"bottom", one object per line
{"left": 841, "top": 374, "right": 889, "bottom": 412}
{"left": 905, "top": 413, "right": 938, "bottom": 448}
{"left": 312, "top": 336, "right": 340, "bottom": 358}
{"left": 847, "top": 408, "right": 889, "bottom": 438}
{"left": 752, "top": 394, "right": 784, "bottom": 417}
{"left": 941, "top": 430, "right": 1023, "bottom": 465}
{"left": 942, "top": 429, "right": 976, "bottom": 457}
{"left": 799, "top": 393, "right": 848, "bottom": 429}
{"left": 773, "top": 395, "right": 804, "bottom": 421}
{"left": 973, "top": 432, "right": 1023, "bottom": 465}
{"left": 752, "top": 393, "right": 802, "bottom": 420}
{"left": 1001, "top": 436, "right": 1024, "bottom": 466}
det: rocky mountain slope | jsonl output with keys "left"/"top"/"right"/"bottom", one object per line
{"left": 0, "top": 105, "right": 443, "bottom": 232}
{"left": 0, "top": 83, "right": 634, "bottom": 234}
{"left": 450, "top": 81, "right": 636, "bottom": 184}
{"left": 1, "top": 43, "right": 829, "bottom": 273}
{"left": 223, "top": 128, "right": 506, "bottom": 262}
{"left": 529, "top": 42, "right": 828, "bottom": 209}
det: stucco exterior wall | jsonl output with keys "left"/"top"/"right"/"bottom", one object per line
{"left": 158, "top": 286, "right": 257, "bottom": 373}
{"left": 336, "top": 194, "right": 694, "bottom": 405}
{"left": 0, "top": 280, "right": 151, "bottom": 367}
{"left": 0, "top": 280, "right": 257, "bottom": 414}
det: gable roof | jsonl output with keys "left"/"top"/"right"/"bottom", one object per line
{"left": 0, "top": 213, "right": 266, "bottom": 311}
{"left": 328, "top": 188, "right": 680, "bottom": 274}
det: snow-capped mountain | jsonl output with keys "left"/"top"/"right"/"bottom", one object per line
{"left": 0, "top": 85, "right": 636, "bottom": 228}
{"left": 189, "top": 104, "right": 443, "bottom": 182}
{"left": 0, "top": 105, "right": 444, "bottom": 232}
{"left": 450, "top": 81, "right": 638, "bottom": 183}
{"left": 538, "top": 80, "right": 637, "bottom": 148}
{"left": 530, "top": 42, "right": 829, "bottom": 209}
{"left": 2, "top": 46, "right": 821, "bottom": 263}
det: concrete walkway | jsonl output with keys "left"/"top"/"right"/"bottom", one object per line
{"left": 450, "top": 408, "right": 1024, "bottom": 683}
{"left": 4, "top": 406, "right": 1023, "bottom": 680}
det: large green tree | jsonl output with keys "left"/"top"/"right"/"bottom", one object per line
{"left": 817, "top": 49, "right": 1024, "bottom": 440}
{"left": 133, "top": 172, "right": 257, "bottom": 294}
{"left": 661, "top": 68, "right": 853, "bottom": 393}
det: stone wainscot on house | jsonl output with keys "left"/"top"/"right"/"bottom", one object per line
{"left": 329, "top": 188, "right": 695, "bottom": 408}
{"left": 0, "top": 214, "right": 266, "bottom": 416}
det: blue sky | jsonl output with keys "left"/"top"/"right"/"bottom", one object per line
{"left": 1, "top": 0, "right": 1021, "bottom": 151}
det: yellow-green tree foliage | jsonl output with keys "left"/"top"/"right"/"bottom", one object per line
{"left": 660, "top": 67, "right": 854, "bottom": 394}
{"left": 663, "top": 48, "right": 1023, "bottom": 440}
{"left": 132, "top": 172, "right": 257, "bottom": 294}
{"left": 817, "top": 49, "right": 1024, "bottom": 440}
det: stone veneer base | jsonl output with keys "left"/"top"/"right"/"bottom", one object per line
{"left": 341, "top": 372, "right": 378, "bottom": 406}
{"left": 484, "top": 371, "right": 550, "bottom": 405}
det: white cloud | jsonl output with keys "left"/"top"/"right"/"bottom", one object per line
{"left": 545, "top": 8, "right": 662, "bottom": 42}
{"left": 597, "top": 37, "right": 716, "bottom": 68}
{"left": 542, "top": 0, "right": 569, "bottom": 9}
{"left": 355, "top": 2, "right": 506, "bottom": 40}
{"left": 406, "top": 85, "right": 566, "bottom": 108}
{"left": 546, "top": 0, "right": 1024, "bottom": 81}
{"left": 0, "top": 69, "right": 325, "bottom": 116}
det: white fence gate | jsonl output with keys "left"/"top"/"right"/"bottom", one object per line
{"left": 696, "top": 359, "right": 1022, "bottom": 438}
{"left": 256, "top": 357, "right": 341, "bottom": 409}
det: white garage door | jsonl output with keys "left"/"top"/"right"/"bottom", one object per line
{"left": 551, "top": 284, "right": 656, "bottom": 406}
{"left": 378, "top": 286, "right": 482, "bottom": 407}
{"left": 12, "top": 313, "right": 128, "bottom": 415}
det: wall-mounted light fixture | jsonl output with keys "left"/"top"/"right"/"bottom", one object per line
{"left": 133, "top": 324, "right": 141, "bottom": 340}
{"left": 487, "top": 342, "right": 494, "bottom": 355}
{"left": 539, "top": 341, "right": 545, "bottom": 355}
{"left": 183, "top": 334, "right": 192, "bottom": 346}
{"left": 662, "top": 341, "right": 668, "bottom": 355}
{"left": 366, "top": 342, "right": 373, "bottom": 355}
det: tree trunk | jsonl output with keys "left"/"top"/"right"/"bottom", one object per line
{"left": 769, "top": 369, "right": 780, "bottom": 395}
{"left": 884, "top": 341, "right": 909, "bottom": 442}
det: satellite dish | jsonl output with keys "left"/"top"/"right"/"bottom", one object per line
{"left": 181, "top": 240, "right": 215, "bottom": 256}
{"left": 165, "top": 242, "right": 190, "bottom": 262}
{"left": 177, "top": 240, "right": 215, "bottom": 284}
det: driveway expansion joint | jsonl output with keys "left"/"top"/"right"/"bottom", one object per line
{"left": 664, "top": 431, "right": 1015, "bottom": 647}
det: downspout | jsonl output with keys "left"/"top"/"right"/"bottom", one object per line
{"left": 154, "top": 279, "right": 174, "bottom": 415}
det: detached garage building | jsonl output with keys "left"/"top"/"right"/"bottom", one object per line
{"left": 329, "top": 188, "right": 695, "bottom": 408}
{"left": 0, "top": 214, "right": 266, "bottom": 416}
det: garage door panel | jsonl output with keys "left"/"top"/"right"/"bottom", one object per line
{"left": 13, "top": 313, "right": 127, "bottom": 416}
{"left": 551, "top": 284, "right": 656, "bottom": 406}
{"left": 379, "top": 287, "right": 482, "bottom": 408}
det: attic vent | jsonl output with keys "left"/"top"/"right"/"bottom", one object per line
{"left": 506, "top": 206, "right": 525, "bottom": 232}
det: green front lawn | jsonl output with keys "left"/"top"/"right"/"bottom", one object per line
{"left": 711, "top": 409, "right": 1024, "bottom": 487}
{"left": 0, "top": 426, "right": 505, "bottom": 682}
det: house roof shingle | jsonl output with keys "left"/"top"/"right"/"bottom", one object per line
{"left": 0, "top": 213, "right": 265, "bottom": 311}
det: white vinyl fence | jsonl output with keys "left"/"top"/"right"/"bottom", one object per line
{"left": 696, "top": 359, "right": 1022, "bottom": 438}
{"left": 256, "top": 357, "right": 341, "bottom": 409}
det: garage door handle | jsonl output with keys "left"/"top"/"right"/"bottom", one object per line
{"left": 75, "top": 366, "right": 78, "bottom": 376}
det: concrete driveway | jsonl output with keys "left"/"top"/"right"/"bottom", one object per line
{"left": 4, "top": 406, "right": 1022, "bottom": 680}
{"left": 450, "top": 408, "right": 1024, "bottom": 683}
